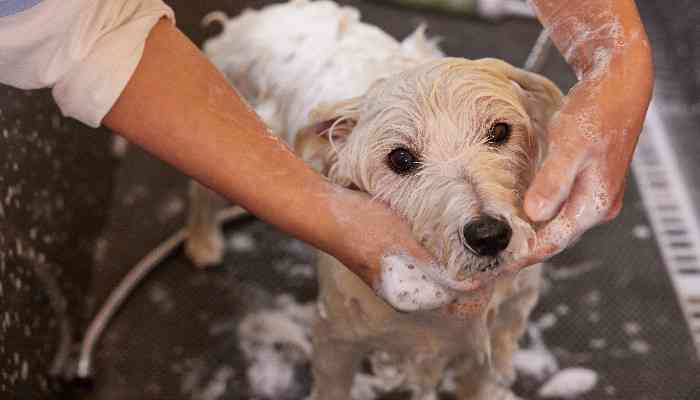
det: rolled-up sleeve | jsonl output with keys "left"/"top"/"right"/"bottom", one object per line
{"left": 0, "top": 0, "right": 174, "bottom": 127}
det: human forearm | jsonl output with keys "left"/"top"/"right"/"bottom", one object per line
{"left": 530, "top": 0, "right": 653, "bottom": 142}
{"left": 529, "top": 0, "right": 653, "bottom": 80}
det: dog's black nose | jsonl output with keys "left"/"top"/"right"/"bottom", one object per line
{"left": 463, "top": 216, "right": 512, "bottom": 257}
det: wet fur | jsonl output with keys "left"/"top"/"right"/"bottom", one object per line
{"left": 188, "top": 1, "right": 562, "bottom": 399}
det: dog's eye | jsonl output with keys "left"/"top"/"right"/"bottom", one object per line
{"left": 387, "top": 147, "right": 419, "bottom": 174}
{"left": 487, "top": 122, "right": 511, "bottom": 145}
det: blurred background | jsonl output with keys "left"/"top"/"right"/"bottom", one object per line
{"left": 1, "top": 0, "right": 699, "bottom": 399}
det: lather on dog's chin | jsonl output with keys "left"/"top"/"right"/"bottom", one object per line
{"left": 190, "top": 1, "right": 563, "bottom": 399}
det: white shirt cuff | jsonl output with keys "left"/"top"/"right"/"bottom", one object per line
{"left": 0, "top": 0, "right": 175, "bottom": 127}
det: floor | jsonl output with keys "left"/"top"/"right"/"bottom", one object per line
{"left": 63, "top": 0, "right": 700, "bottom": 399}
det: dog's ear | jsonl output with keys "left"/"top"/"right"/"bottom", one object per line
{"left": 478, "top": 59, "right": 563, "bottom": 143}
{"left": 293, "top": 97, "right": 363, "bottom": 166}
{"left": 500, "top": 62, "right": 563, "bottom": 140}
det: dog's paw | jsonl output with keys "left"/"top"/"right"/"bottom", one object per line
{"left": 185, "top": 231, "right": 225, "bottom": 268}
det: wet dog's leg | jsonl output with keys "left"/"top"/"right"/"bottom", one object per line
{"left": 410, "top": 355, "right": 450, "bottom": 400}
{"left": 488, "top": 266, "right": 541, "bottom": 385}
{"left": 453, "top": 363, "right": 518, "bottom": 400}
{"left": 310, "top": 320, "right": 359, "bottom": 400}
{"left": 185, "top": 181, "right": 226, "bottom": 268}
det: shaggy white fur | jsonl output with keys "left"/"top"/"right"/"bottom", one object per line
{"left": 202, "top": 0, "right": 442, "bottom": 141}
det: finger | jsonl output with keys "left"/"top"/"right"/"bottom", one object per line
{"left": 603, "top": 182, "right": 625, "bottom": 222}
{"left": 507, "top": 167, "right": 609, "bottom": 273}
{"left": 524, "top": 147, "right": 585, "bottom": 222}
{"left": 533, "top": 167, "right": 611, "bottom": 257}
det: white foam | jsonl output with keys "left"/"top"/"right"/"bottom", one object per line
{"left": 548, "top": 260, "right": 602, "bottom": 281}
{"left": 632, "top": 224, "right": 652, "bottom": 240}
{"left": 629, "top": 339, "right": 650, "bottom": 355}
{"left": 538, "top": 368, "right": 598, "bottom": 399}
{"left": 623, "top": 321, "right": 641, "bottom": 336}
{"left": 227, "top": 233, "right": 256, "bottom": 252}
{"left": 513, "top": 326, "right": 559, "bottom": 381}
{"left": 237, "top": 295, "right": 315, "bottom": 399}
{"left": 375, "top": 255, "right": 458, "bottom": 311}
{"left": 111, "top": 135, "right": 129, "bottom": 158}
{"left": 589, "top": 338, "right": 607, "bottom": 350}
{"left": 198, "top": 366, "right": 235, "bottom": 400}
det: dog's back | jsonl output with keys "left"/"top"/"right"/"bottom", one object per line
{"left": 203, "top": 0, "right": 442, "bottom": 141}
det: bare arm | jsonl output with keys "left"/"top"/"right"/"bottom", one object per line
{"left": 511, "top": 0, "right": 654, "bottom": 269}
{"left": 103, "top": 19, "right": 436, "bottom": 286}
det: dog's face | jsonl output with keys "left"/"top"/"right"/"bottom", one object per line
{"left": 297, "top": 58, "right": 562, "bottom": 283}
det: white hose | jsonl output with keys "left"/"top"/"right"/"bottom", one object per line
{"left": 76, "top": 206, "right": 249, "bottom": 379}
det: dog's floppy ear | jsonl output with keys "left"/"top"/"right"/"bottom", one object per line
{"left": 477, "top": 59, "right": 563, "bottom": 144}
{"left": 499, "top": 61, "right": 563, "bottom": 140}
{"left": 293, "top": 96, "right": 363, "bottom": 166}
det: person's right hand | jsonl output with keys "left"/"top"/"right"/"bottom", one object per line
{"left": 505, "top": 0, "right": 653, "bottom": 272}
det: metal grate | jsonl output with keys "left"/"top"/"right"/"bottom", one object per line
{"left": 632, "top": 99, "right": 700, "bottom": 357}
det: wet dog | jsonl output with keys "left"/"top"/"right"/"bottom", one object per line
{"left": 189, "top": 1, "right": 562, "bottom": 398}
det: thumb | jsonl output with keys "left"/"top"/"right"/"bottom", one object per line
{"left": 524, "top": 149, "right": 583, "bottom": 222}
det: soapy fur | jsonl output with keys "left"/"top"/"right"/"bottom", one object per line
{"left": 189, "top": 1, "right": 563, "bottom": 398}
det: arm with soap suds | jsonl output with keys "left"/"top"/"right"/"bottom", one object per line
{"left": 0, "top": 0, "right": 444, "bottom": 292}
{"left": 103, "top": 20, "right": 445, "bottom": 289}
{"left": 510, "top": 0, "right": 654, "bottom": 269}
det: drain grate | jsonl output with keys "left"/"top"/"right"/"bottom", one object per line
{"left": 632, "top": 99, "right": 700, "bottom": 357}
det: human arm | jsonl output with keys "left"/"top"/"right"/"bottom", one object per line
{"left": 510, "top": 0, "right": 654, "bottom": 270}
{"left": 0, "top": 0, "right": 442, "bottom": 289}
{"left": 102, "top": 19, "right": 441, "bottom": 287}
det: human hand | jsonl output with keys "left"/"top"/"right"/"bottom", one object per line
{"left": 322, "top": 186, "right": 493, "bottom": 314}
{"left": 500, "top": 0, "right": 656, "bottom": 272}
{"left": 507, "top": 37, "right": 654, "bottom": 272}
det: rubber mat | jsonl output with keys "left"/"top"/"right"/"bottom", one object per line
{"left": 75, "top": 0, "right": 700, "bottom": 399}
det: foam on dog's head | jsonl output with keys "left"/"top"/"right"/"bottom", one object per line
{"left": 297, "top": 58, "right": 562, "bottom": 281}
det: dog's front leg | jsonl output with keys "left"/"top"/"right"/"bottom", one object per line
{"left": 488, "top": 266, "right": 542, "bottom": 385}
{"left": 310, "top": 319, "right": 360, "bottom": 400}
{"left": 185, "top": 181, "right": 226, "bottom": 268}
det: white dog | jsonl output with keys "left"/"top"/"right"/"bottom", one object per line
{"left": 190, "top": 1, "right": 563, "bottom": 399}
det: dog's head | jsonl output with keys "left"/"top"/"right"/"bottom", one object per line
{"left": 297, "top": 58, "right": 562, "bottom": 283}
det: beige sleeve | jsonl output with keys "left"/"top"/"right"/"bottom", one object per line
{"left": 0, "top": 0, "right": 175, "bottom": 127}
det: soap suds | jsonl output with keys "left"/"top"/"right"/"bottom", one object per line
{"left": 235, "top": 294, "right": 434, "bottom": 400}
{"left": 180, "top": 360, "right": 236, "bottom": 400}
{"left": 157, "top": 195, "right": 185, "bottom": 223}
{"left": 623, "top": 321, "right": 641, "bottom": 336}
{"left": 148, "top": 284, "right": 175, "bottom": 314}
{"left": 537, "top": 368, "right": 598, "bottom": 399}
{"left": 237, "top": 295, "right": 315, "bottom": 399}
{"left": 513, "top": 325, "right": 559, "bottom": 381}
{"left": 632, "top": 224, "right": 651, "bottom": 239}
{"left": 629, "top": 339, "right": 650, "bottom": 355}
{"left": 227, "top": 233, "right": 256, "bottom": 252}
{"left": 376, "top": 255, "right": 459, "bottom": 311}
{"left": 548, "top": 260, "right": 602, "bottom": 281}
{"left": 111, "top": 135, "right": 129, "bottom": 158}
{"left": 589, "top": 338, "right": 607, "bottom": 350}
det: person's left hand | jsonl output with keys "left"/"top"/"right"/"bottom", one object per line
{"left": 507, "top": 39, "right": 654, "bottom": 272}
